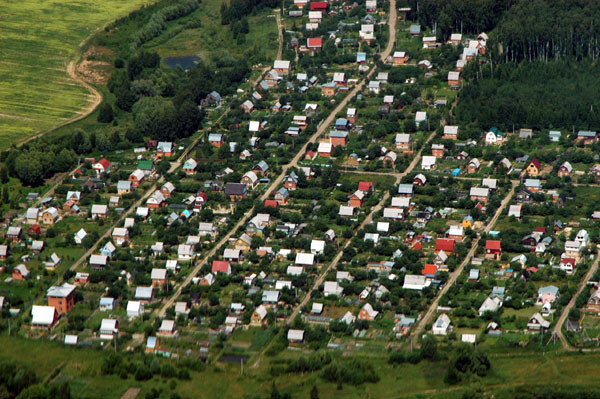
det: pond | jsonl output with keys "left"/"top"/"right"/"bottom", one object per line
{"left": 218, "top": 354, "right": 250, "bottom": 363}
{"left": 164, "top": 55, "right": 201, "bottom": 70}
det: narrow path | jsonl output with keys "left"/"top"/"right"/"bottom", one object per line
{"left": 276, "top": 11, "right": 283, "bottom": 60}
{"left": 159, "top": 0, "right": 398, "bottom": 317}
{"left": 410, "top": 180, "right": 518, "bottom": 344}
{"left": 285, "top": 130, "right": 435, "bottom": 325}
{"left": 553, "top": 250, "right": 600, "bottom": 350}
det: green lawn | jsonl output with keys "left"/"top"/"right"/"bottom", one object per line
{"left": 0, "top": 0, "right": 152, "bottom": 148}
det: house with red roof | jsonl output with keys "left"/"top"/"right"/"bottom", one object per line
{"left": 211, "top": 260, "right": 231, "bottom": 275}
{"left": 485, "top": 240, "right": 502, "bottom": 260}
{"left": 93, "top": 158, "right": 110, "bottom": 178}
{"left": 358, "top": 181, "right": 374, "bottom": 193}
{"left": 411, "top": 241, "right": 422, "bottom": 251}
{"left": 422, "top": 264, "right": 438, "bottom": 278}
{"left": 264, "top": 200, "right": 279, "bottom": 208}
{"left": 435, "top": 238, "right": 455, "bottom": 254}
{"left": 310, "top": 1, "right": 327, "bottom": 11}
{"left": 525, "top": 157, "right": 541, "bottom": 176}
{"left": 307, "top": 37, "right": 323, "bottom": 54}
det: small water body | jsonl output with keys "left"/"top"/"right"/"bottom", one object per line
{"left": 164, "top": 55, "right": 201, "bottom": 70}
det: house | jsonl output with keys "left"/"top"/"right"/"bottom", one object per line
{"left": 462, "top": 216, "right": 474, "bottom": 229}
{"left": 397, "top": 184, "right": 414, "bottom": 198}
{"left": 558, "top": 161, "right": 573, "bottom": 177}
{"left": 0, "top": 245, "right": 8, "bottom": 260}
{"left": 224, "top": 248, "right": 242, "bottom": 262}
{"left": 431, "top": 144, "right": 445, "bottom": 158}
{"left": 358, "top": 303, "right": 379, "bottom": 321}
{"left": 310, "top": 1, "right": 327, "bottom": 11}
{"left": 409, "top": 24, "right": 421, "bottom": 36}
{"left": 432, "top": 314, "right": 452, "bottom": 335}
{"left": 339, "top": 205, "right": 356, "bottom": 218}
{"left": 284, "top": 172, "right": 299, "bottom": 190}
{"left": 208, "top": 133, "right": 224, "bottom": 147}
{"left": 47, "top": 283, "right": 76, "bottom": 314}
{"left": 330, "top": 130, "right": 349, "bottom": 147}
{"left": 310, "top": 239, "right": 325, "bottom": 255}
{"left": 443, "top": 125, "right": 458, "bottom": 140}
{"left": 524, "top": 179, "right": 542, "bottom": 192}
{"left": 161, "top": 182, "right": 175, "bottom": 198}
{"left": 467, "top": 158, "right": 480, "bottom": 173}
{"left": 262, "top": 290, "right": 280, "bottom": 304}
{"left": 99, "top": 297, "right": 115, "bottom": 311}
{"left": 212, "top": 260, "right": 231, "bottom": 275}
{"left": 307, "top": 37, "right": 322, "bottom": 53}
{"left": 273, "top": 60, "right": 291, "bottom": 74}
{"left": 182, "top": 158, "right": 197, "bottom": 175}
{"left": 470, "top": 187, "right": 490, "bottom": 204}
{"left": 538, "top": 285, "right": 559, "bottom": 305}
{"left": 395, "top": 133, "right": 411, "bottom": 150}
{"left": 478, "top": 297, "right": 502, "bottom": 316}
{"left": 66, "top": 191, "right": 81, "bottom": 203}
{"left": 26, "top": 208, "right": 39, "bottom": 224}
{"left": 156, "top": 142, "right": 173, "bottom": 158}
{"left": 356, "top": 52, "right": 367, "bottom": 64}
{"left": 295, "top": 252, "right": 315, "bottom": 266}
{"left": 135, "top": 286, "right": 154, "bottom": 304}
{"left": 525, "top": 157, "right": 541, "bottom": 176}
{"left": 468, "top": 269, "right": 480, "bottom": 282}
{"left": 587, "top": 289, "right": 600, "bottom": 313}
{"left": 392, "top": 51, "right": 409, "bottom": 65}
{"left": 448, "top": 71, "right": 461, "bottom": 88}
{"left": 117, "top": 180, "right": 133, "bottom": 194}
{"left": 549, "top": 130, "right": 561, "bottom": 142}
{"left": 151, "top": 268, "right": 168, "bottom": 287}
{"left": 241, "top": 100, "right": 254, "bottom": 113}
{"left": 559, "top": 258, "right": 576, "bottom": 274}
{"left": 333, "top": 72, "right": 346, "bottom": 86}
{"left": 158, "top": 319, "right": 176, "bottom": 336}
{"left": 484, "top": 240, "right": 502, "bottom": 260}
{"left": 368, "top": 80, "right": 381, "bottom": 94}
{"left": 90, "top": 254, "right": 108, "bottom": 270}
{"left": 485, "top": 127, "right": 504, "bottom": 145}
{"left": 422, "top": 264, "right": 438, "bottom": 278}
{"left": 251, "top": 305, "right": 268, "bottom": 326}
{"left": 348, "top": 190, "right": 365, "bottom": 207}
{"left": 41, "top": 207, "right": 59, "bottom": 225}
{"left": 508, "top": 204, "right": 522, "bottom": 218}
{"left": 446, "top": 225, "right": 464, "bottom": 241}
{"left": 527, "top": 313, "right": 550, "bottom": 331}
{"left": 225, "top": 183, "right": 247, "bottom": 200}
{"left": 435, "top": 238, "right": 455, "bottom": 254}
{"left": 128, "top": 169, "right": 145, "bottom": 187}
{"left": 365, "top": 0, "right": 376, "bottom": 11}
{"left": 317, "top": 142, "right": 333, "bottom": 157}
{"left": 91, "top": 204, "right": 108, "bottom": 219}
{"left": 137, "top": 160, "right": 155, "bottom": 176}
{"left": 403, "top": 275, "right": 430, "bottom": 290}
{"left": 99, "top": 319, "right": 119, "bottom": 339}
{"left": 111, "top": 227, "right": 129, "bottom": 246}
{"left": 93, "top": 158, "right": 110, "bottom": 177}
{"left": 12, "top": 264, "right": 30, "bottom": 280}
{"left": 146, "top": 190, "right": 166, "bottom": 209}
{"left": 421, "top": 156, "right": 436, "bottom": 170}
{"left": 202, "top": 90, "right": 223, "bottom": 107}
{"left": 31, "top": 306, "right": 59, "bottom": 329}
{"left": 577, "top": 130, "right": 598, "bottom": 145}
{"left": 241, "top": 171, "right": 259, "bottom": 189}
{"left": 200, "top": 273, "right": 215, "bottom": 286}
{"left": 100, "top": 241, "right": 116, "bottom": 258}
{"left": 287, "top": 329, "right": 305, "bottom": 344}
{"left": 177, "top": 244, "right": 194, "bottom": 261}
{"left": 274, "top": 187, "right": 290, "bottom": 205}
{"left": 321, "top": 82, "right": 337, "bottom": 96}
{"left": 324, "top": 281, "right": 343, "bottom": 297}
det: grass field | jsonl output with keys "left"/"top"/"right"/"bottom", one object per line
{"left": 3, "top": 334, "right": 600, "bottom": 399}
{"left": 143, "top": 0, "right": 279, "bottom": 66}
{"left": 0, "top": 0, "right": 152, "bottom": 149}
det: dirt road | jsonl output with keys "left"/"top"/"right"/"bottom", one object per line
{"left": 410, "top": 180, "right": 518, "bottom": 344}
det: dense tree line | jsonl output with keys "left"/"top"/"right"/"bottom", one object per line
{"left": 133, "top": 0, "right": 200, "bottom": 48}
{"left": 489, "top": 0, "right": 600, "bottom": 62}
{"left": 455, "top": 61, "right": 600, "bottom": 130}
{"left": 407, "top": 0, "right": 516, "bottom": 39}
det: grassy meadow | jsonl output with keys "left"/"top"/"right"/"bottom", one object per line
{"left": 0, "top": 0, "right": 152, "bottom": 149}
{"left": 2, "top": 334, "right": 600, "bottom": 399}
{"left": 142, "top": 0, "right": 279, "bottom": 66}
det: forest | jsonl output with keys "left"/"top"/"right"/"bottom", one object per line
{"left": 489, "top": 0, "right": 600, "bottom": 62}
{"left": 454, "top": 61, "right": 600, "bottom": 130}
